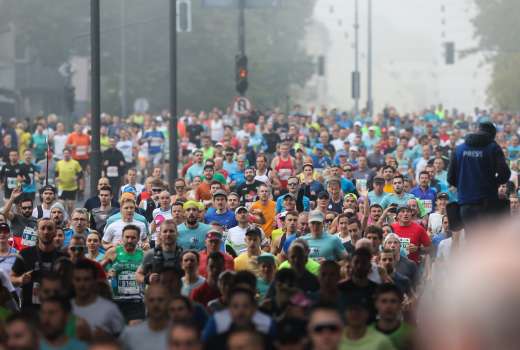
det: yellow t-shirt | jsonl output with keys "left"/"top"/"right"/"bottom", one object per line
{"left": 234, "top": 252, "right": 259, "bottom": 276}
{"left": 384, "top": 183, "right": 394, "bottom": 193}
{"left": 250, "top": 200, "right": 276, "bottom": 238}
{"left": 18, "top": 131, "right": 32, "bottom": 156}
{"left": 56, "top": 159, "right": 82, "bottom": 191}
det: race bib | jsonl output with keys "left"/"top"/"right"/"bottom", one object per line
{"left": 6, "top": 177, "right": 17, "bottom": 189}
{"left": 423, "top": 199, "right": 433, "bottom": 214}
{"left": 309, "top": 247, "right": 320, "bottom": 258}
{"left": 76, "top": 145, "right": 88, "bottom": 156}
{"left": 399, "top": 238, "right": 411, "bottom": 255}
{"left": 106, "top": 166, "right": 118, "bottom": 177}
{"left": 118, "top": 272, "right": 140, "bottom": 295}
{"left": 279, "top": 169, "right": 292, "bottom": 181}
{"left": 22, "top": 226, "right": 37, "bottom": 247}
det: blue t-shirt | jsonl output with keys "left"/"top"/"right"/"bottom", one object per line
{"left": 40, "top": 338, "right": 88, "bottom": 350}
{"left": 185, "top": 163, "right": 204, "bottom": 183}
{"left": 177, "top": 222, "right": 211, "bottom": 251}
{"left": 143, "top": 130, "right": 165, "bottom": 154}
{"left": 368, "top": 191, "right": 387, "bottom": 206}
{"left": 380, "top": 193, "right": 416, "bottom": 209}
{"left": 275, "top": 194, "right": 310, "bottom": 213}
{"left": 301, "top": 233, "right": 346, "bottom": 261}
{"left": 341, "top": 178, "right": 356, "bottom": 194}
{"left": 204, "top": 208, "right": 237, "bottom": 230}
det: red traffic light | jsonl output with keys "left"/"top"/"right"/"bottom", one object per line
{"left": 239, "top": 68, "right": 248, "bottom": 79}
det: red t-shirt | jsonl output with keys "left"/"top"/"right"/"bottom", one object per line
{"left": 198, "top": 250, "right": 234, "bottom": 278}
{"left": 191, "top": 281, "right": 220, "bottom": 308}
{"left": 391, "top": 222, "right": 431, "bottom": 263}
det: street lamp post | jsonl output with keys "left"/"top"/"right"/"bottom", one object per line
{"left": 90, "top": 0, "right": 101, "bottom": 195}
{"left": 353, "top": 0, "right": 360, "bottom": 115}
{"left": 367, "top": 0, "right": 373, "bottom": 117}
{"left": 169, "top": 0, "right": 178, "bottom": 182}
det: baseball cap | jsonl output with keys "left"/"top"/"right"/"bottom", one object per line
{"left": 235, "top": 206, "right": 248, "bottom": 214}
{"left": 213, "top": 189, "right": 228, "bottom": 198}
{"left": 302, "top": 162, "right": 314, "bottom": 169}
{"left": 215, "top": 142, "right": 224, "bottom": 147}
{"left": 40, "top": 185, "right": 56, "bottom": 194}
{"left": 308, "top": 210, "right": 324, "bottom": 223}
{"left": 327, "top": 176, "right": 341, "bottom": 185}
{"left": 245, "top": 226, "right": 262, "bottom": 237}
{"left": 257, "top": 253, "right": 276, "bottom": 265}
{"left": 368, "top": 125, "right": 376, "bottom": 131}
{"left": 0, "top": 223, "right": 9, "bottom": 232}
{"left": 373, "top": 176, "right": 385, "bottom": 184}
{"left": 350, "top": 146, "right": 359, "bottom": 152}
{"left": 122, "top": 185, "right": 137, "bottom": 194}
{"left": 206, "top": 230, "right": 223, "bottom": 241}
{"left": 396, "top": 204, "right": 410, "bottom": 213}
{"left": 354, "top": 121, "right": 362, "bottom": 127}
{"left": 317, "top": 191, "right": 330, "bottom": 199}
{"left": 183, "top": 200, "right": 201, "bottom": 210}
{"left": 344, "top": 193, "right": 358, "bottom": 202}
{"left": 437, "top": 192, "right": 449, "bottom": 200}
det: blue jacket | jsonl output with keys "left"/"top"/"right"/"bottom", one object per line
{"left": 448, "top": 132, "right": 510, "bottom": 205}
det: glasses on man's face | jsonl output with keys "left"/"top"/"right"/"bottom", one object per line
{"left": 344, "top": 168, "right": 352, "bottom": 172}
{"left": 287, "top": 182, "right": 298, "bottom": 186}
{"left": 21, "top": 206, "right": 32, "bottom": 211}
{"left": 175, "top": 185, "right": 185, "bottom": 190}
{"left": 152, "top": 188, "right": 162, "bottom": 193}
{"left": 311, "top": 323, "right": 341, "bottom": 334}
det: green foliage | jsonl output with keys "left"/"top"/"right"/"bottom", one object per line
{"left": 9, "top": 0, "right": 316, "bottom": 114}
{"left": 473, "top": 0, "right": 520, "bottom": 111}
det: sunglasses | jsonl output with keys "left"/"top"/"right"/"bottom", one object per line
{"left": 343, "top": 168, "right": 353, "bottom": 172}
{"left": 152, "top": 188, "right": 162, "bottom": 192}
{"left": 287, "top": 182, "right": 298, "bottom": 186}
{"left": 70, "top": 246, "right": 85, "bottom": 253}
{"left": 312, "top": 323, "right": 341, "bottom": 333}
{"left": 21, "top": 206, "right": 32, "bottom": 210}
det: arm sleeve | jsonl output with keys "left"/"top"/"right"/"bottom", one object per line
{"left": 11, "top": 256, "right": 27, "bottom": 276}
{"left": 103, "top": 225, "right": 114, "bottom": 243}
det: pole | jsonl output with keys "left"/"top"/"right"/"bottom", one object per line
{"left": 354, "top": 0, "right": 359, "bottom": 115}
{"left": 90, "top": 0, "right": 101, "bottom": 195}
{"left": 120, "top": 0, "right": 127, "bottom": 117}
{"left": 238, "top": 0, "right": 245, "bottom": 56}
{"left": 169, "top": 0, "right": 178, "bottom": 183}
{"left": 367, "top": 0, "right": 373, "bottom": 117}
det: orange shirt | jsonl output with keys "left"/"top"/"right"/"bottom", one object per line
{"left": 195, "top": 182, "right": 212, "bottom": 201}
{"left": 251, "top": 200, "right": 276, "bottom": 238}
{"left": 66, "top": 132, "right": 91, "bottom": 160}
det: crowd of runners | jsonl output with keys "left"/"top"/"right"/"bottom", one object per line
{"left": 0, "top": 104, "right": 516, "bottom": 349}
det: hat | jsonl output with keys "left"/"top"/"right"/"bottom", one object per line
{"left": 479, "top": 121, "right": 497, "bottom": 139}
{"left": 368, "top": 126, "right": 376, "bottom": 131}
{"left": 373, "top": 176, "right": 385, "bottom": 184}
{"left": 235, "top": 206, "right": 248, "bottom": 214}
{"left": 354, "top": 121, "right": 362, "bottom": 127}
{"left": 213, "top": 189, "right": 228, "bottom": 198}
{"left": 183, "top": 200, "right": 201, "bottom": 210}
{"left": 308, "top": 210, "right": 324, "bottom": 223}
{"left": 437, "top": 192, "right": 449, "bottom": 200}
{"left": 317, "top": 191, "right": 330, "bottom": 199}
{"left": 344, "top": 294, "right": 371, "bottom": 310}
{"left": 50, "top": 202, "right": 69, "bottom": 221}
{"left": 122, "top": 185, "right": 137, "bottom": 194}
{"left": 283, "top": 193, "right": 296, "bottom": 201}
{"left": 0, "top": 223, "right": 9, "bottom": 232}
{"left": 257, "top": 253, "right": 276, "bottom": 265}
{"left": 302, "top": 162, "right": 314, "bottom": 169}
{"left": 344, "top": 193, "right": 358, "bottom": 201}
{"left": 215, "top": 142, "right": 224, "bottom": 147}
{"left": 396, "top": 204, "right": 410, "bottom": 213}
{"left": 350, "top": 146, "right": 359, "bottom": 152}
{"left": 206, "top": 230, "right": 223, "bottom": 241}
{"left": 40, "top": 185, "right": 56, "bottom": 194}
{"left": 245, "top": 226, "right": 262, "bottom": 237}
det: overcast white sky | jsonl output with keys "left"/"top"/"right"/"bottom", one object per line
{"left": 307, "top": 0, "right": 490, "bottom": 114}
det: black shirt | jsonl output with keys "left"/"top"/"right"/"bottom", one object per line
{"left": 295, "top": 269, "right": 320, "bottom": 293}
{"left": 337, "top": 279, "right": 378, "bottom": 321}
{"left": 10, "top": 214, "right": 37, "bottom": 238}
{"left": 12, "top": 246, "right": 67, "bottom": 310}
{"left": 0, "top": 163, "right": 27, "bottom": 198}
{"left": 236, "top": 180, "right": 263, "bottom": 206}
{"left": 396, "top": 256, "right": 418, "bottom": 287}
{"left": 102, "top": 148, "right": 126, "bottom": 179}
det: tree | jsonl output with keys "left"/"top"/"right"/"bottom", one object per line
{"left": 473, "top": 0, "right": 520, "bottom": 111}
{"left": 9, "top": 0, "right": 316, "bottom": 115}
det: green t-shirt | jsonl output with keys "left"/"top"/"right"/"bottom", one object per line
{"left": 370, "top": 323, "right": 414, "bottom": 350}
{"left": 112, "top": 245, "right": 144, "bottom": 300}
{"left": 256, "top": 277, "right": 271, "bottom": 300}
{"left": 202, "top": 173, "right": 227, "bottom": 185}
{"left": 278, "top": 258, "right": 320, "bottom": 276}
{"left": 340, "top": 327, "right": 396, "bottom": 350}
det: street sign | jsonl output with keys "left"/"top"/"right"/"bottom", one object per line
{"left": 133, "top": 98, "right": 149, "bottom": 113}
{"left": 232, "top": 96, "right": 252, "bottom": 117}
{"left": 202, "top": 0, "right": 280, "bottom": 8}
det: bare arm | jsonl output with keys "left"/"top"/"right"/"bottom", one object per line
{"left": 3, "top": 187, "right": 22, "bottom": 221}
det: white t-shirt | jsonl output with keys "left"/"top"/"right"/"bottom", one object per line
{"left": 428, "top": 212, "right": 444, "bottom": 235}
{"left": 53, "top": 134, "right": 68, "bottom": 160}
{"left": 103, "top": 219, "right": 148, "bottom": 244}
{"left": 116, "top": 140, "right": 134, "bottom": 163}
{"left": 151, "top": 207, "right": 173, "bottom": 241}
{"left": 32, "top": 206, "right": 51, "bottom": 219}
{"left": 227, "top": 226, "right": 248, "bottom": 253}
{"left": 72, "top": 297, "right": 125, "bottom": 336}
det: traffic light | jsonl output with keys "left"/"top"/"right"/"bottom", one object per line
{"left": 445, "top": 42, "right": 455, "bottom": 65}
{"left": 235, "top": 54, "right": 248, "bottom": 95}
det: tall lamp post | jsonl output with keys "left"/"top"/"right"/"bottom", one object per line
{"left": 169, "top": 0, "right": 178, "bottom": 182}
{"left": 367, "top": 0, "right": 373, "bottom": 117}
{"left": 90, "top": 0, "right": 101, "bottom": 195}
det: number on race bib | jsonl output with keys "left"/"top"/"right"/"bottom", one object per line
{"left": 399, "top": 238, "right": 411, "bottom": 255}
{"left": 106, "top": 166, "right": 119, "bottom": 177}
{"left": 118, "top": 272, "right": 140, "bottom": 295}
